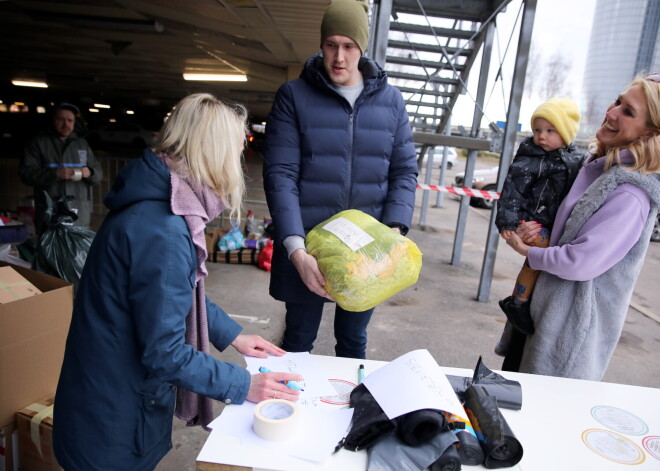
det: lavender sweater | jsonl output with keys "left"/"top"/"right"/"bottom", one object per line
{"left": 528, "top": 152, "right": 650, "bottom": 280}
{"left": 515, "top": 150, "right": 659, "bottom": 380}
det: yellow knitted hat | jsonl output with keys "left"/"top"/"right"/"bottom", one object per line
{"left": 320, "top": 0, "right": 369, "bottom": 54}
{"left": 531, "top": 98, "right": 581, "bottom": 145}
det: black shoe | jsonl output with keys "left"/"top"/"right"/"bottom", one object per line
{"left": 498, "top": 296, "right": 535, "bottom": 335}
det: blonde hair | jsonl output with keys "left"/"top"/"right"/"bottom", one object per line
{"left": 154, "top": 93, "right": 247, "bottom": 221}
{"left": 592, "top": 74, "right": 660, "bottom": 174}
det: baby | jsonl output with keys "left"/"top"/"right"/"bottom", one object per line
{"left": 496, "top": 98, "right": 584, "bottom": 334}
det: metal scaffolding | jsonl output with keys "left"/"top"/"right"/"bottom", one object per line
{"left": 368, "top": 0, "right": 537, "bottom": 301}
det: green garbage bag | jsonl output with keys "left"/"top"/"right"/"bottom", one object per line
{"left": 306, "top": 210, "right": 422, "bottom": 312}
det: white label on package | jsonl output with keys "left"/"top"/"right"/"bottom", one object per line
{"left": 322, "top": 217, "right": 375, "bottom": 251}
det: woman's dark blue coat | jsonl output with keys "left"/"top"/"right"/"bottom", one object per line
{"left": 53, "top": 149, "right": 250, "bottom": 470}
{"left": 263, "top": 53, "right": 418, "bottom": 303}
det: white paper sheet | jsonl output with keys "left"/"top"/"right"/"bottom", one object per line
{"left": 204, "top": 401, "right": 353, "bottom": 463}
{"left": 245, "top": 352, "right": 337, "bottom": 399}
{"left": 197, "top": 427, "right": 368, "bottom": 471}
{"left": 362, "top": 349, "right": 467, "bottom": 420}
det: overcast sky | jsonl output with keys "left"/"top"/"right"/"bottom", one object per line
{"left": 451, "top": 0, "right": 597, "bottom": 131}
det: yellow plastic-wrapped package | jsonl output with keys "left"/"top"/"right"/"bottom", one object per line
{"left": 305, "top": 209, "right": 423, "bottom": 312}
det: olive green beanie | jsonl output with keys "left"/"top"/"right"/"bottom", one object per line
{"left": 320, "top": 0, "right": 369, "bottom": 54}
{"left": 531, "top": 98, "right": 581, "bottom": 146}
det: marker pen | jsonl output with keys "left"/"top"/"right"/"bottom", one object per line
{"left": 258, "top": 366, "right": 305, "bottom": 391}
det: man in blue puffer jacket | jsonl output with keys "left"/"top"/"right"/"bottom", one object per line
{"left": 263, "top": 0, "right": 418, "bottom": 359}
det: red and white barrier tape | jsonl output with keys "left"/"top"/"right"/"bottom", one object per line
{"left": 416, "top": 184, "right": 500, "bottom": 200}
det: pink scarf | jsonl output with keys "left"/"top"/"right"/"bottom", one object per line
{"left": 162, "top": 154, "right": 224, "bottom": 429}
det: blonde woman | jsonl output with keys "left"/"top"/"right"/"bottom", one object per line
{"left": 499, "top": 74, "right": 660, "bottom": 380}
{"left": 53, "top": 94, "right": 301, "bottom": 470}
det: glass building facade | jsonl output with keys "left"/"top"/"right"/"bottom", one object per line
{"left": 581, "top": 0, "right": 660, "bottom": 134}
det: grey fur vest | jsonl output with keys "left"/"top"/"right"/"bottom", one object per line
{"left": 520, "top": 166, "right": 660, "bottom": 380}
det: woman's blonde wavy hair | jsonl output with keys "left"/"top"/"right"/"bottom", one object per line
{"left": 154, "top": 93, "right": 247, "bottom": 221}
{"left": 592, "top": 73, "right": 660, "bottom": 175}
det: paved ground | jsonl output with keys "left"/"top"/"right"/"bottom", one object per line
{"left": 153, "top": 152, "right": 660, "bottom": 470}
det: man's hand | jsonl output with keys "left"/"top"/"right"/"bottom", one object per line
{"left": 290, "top": 249, "right": 333, "bottom": 300}
{"left": 56, "top": 167, "right": 74, "bottom": 180}
{"left": 56, "top": 167, "right": 90, "bottom": 180}
{"left": 231, "top": 334, "right": 286, "bottom": 359}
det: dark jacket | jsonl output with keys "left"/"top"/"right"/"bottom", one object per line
{"left": 53, "top": 149, "right": 250, "bottom": 471}
{"left": 496, "top": 137, "right": 584, "bottom": 231}
{"left": 263, "top": 53, "right": 418, "bottom": 303}
{"left": 19, "top": 130, "right": 103, "bottom": 235}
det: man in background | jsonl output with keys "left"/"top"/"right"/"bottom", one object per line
{"left": 19, "top": 102, "right": 103, "bottom": 237}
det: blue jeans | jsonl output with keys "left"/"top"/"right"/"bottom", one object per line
{"left": 282, "top": 302, "right": 374, "bottom": 359}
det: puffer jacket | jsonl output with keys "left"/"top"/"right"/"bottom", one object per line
{"left": 496, "top": 137, "right": 584, "bottom": 231}
{"left": 19, "top": 130, "right": 103, "bottom": 234}
{"left": 53, "top": 148, "right": 250, "bottom": 471}
{"left": 263, "top": 53, "right": 418, "bottom": 303}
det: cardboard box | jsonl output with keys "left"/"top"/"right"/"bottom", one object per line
{"left": 0, "top": 262, "right": 73, "bottom": 428}
{"left": 0, "top": 267, "right": 42, "bottom": 304}
{"left": 0, "top": 423, "right": 18, "bottom": 471}
{"left": 204, "top": 227, "right": 260, "bottom": 265}
{"left": 211, "top": 248, "right": 260, "bottom": 265}
{"left": 16, "top": 399, "right": 62, "bottom": 471}
{"left": 204, "top": 227, "right": 225, "bottom": 257}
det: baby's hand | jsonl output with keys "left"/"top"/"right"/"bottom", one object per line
{"left": 500, "top": 229, "right": 514, "bottom": 240}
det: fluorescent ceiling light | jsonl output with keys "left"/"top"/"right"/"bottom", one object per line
{"left": 125, "top": 110, "right": 135, "bottom": 115}
{"left": 12, "top": 80, "right": 48, "bottom": 88}
{"left": 183, "top": 73, "right": 247, "bottom": 82}
{"left": 94, "top": 103, "right": 111, "bottom": 108}
{"left": 89, "top": 108, "right": 99, "bottom": 113}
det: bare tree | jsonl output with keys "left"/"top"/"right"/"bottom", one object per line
{"left": 524, "top": 48, "right": 542, "bottom": 99}
{"left": 539, "top": 52, "right": 573, "bottom": 99}
{"left": 524, "top": 50, "right": 574, "bottom": 101}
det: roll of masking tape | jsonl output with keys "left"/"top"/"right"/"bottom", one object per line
{"left": 253, "top": 399, "right": 300, "bottom": 441}
{"left": 72, "top": 168, "right": 83, "bottom": 181}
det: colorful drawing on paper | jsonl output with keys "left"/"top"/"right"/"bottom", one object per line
{"left": 320, "top": 379, "right": 356, "bottom": 406}
{"left": 642, "top": 436, "right": 660, "bottom": 461}
{"left": 582, "top": 429, "right": 646, "bottom": 465}
{"left": 591, "top": 405, "right": 649, "bottom": 435}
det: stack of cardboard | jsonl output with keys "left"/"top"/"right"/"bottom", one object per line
{"left": 16, "top": 399, "right": 62, "bottom": 471}
{"left": 0, "top": 263, "right": 72, "bottom": 471}
{"left": 205, "top": 227, "right": 260, "bottom": 265}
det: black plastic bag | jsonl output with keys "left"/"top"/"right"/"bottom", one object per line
{"left": 394, "top": 409, "right": 451, "bottom": 446}
{"left": 443, "top": 412, "right": 484, "bottom": 466}
{"left": 446, "top": 356, "right": 522, "bottom": 410}
{"left": 463, "top": 385, "right": 523, "bottom": 469}
{"left": 430, "top": 443, "right": 462, "bottom": 471}
{"left": 34, "top": 193, "right": 95, "bottom": 292}
{"left": 367, "top": 430, "right": 457, "bottom": 471}
{"left": 453, "top": 429, "right": 484, "bottom": 466}
{"left": 342, "top": 383, "right": 395, "bottom": 451}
